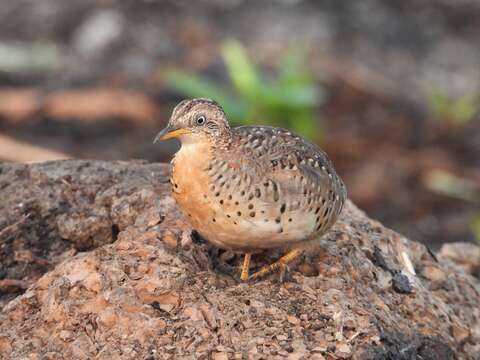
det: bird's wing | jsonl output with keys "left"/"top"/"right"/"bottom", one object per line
{"left": 230, "top": 126, "right": 346, "bottom": 218}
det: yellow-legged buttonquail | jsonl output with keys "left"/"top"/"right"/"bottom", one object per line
{"left": 154, "top": 98, "right": 346, "bottom": 281}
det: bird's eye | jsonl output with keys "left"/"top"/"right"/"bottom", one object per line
{"left": 196, "top": 115, "right": 206, "bottom": 125}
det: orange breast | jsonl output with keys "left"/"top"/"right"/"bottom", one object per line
{"left": 171, "top": 143, "right": 216, "bottom": 234}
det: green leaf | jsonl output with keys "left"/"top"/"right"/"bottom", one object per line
{"left": 287, "top": 110, "right": 318, "bottom": 139}
{"left": 278, "top": 46, "right": 309, "bottom": 86}
{"left": 221, "top": 40, "right": 261, "bottom": 99}
{"left": 164, "top": 69, "right": 246, "bottom": 122}
{"left": 429, "top": 90, "right": 451, "bottom": 118}
{"left": 429, "top": 89, "right": 479, "bottom": 125}
{"left": 450, "top": 95, "right": 479, "bottom": 125}
{"left": 471, "top": 215, "right": 480, "bottom": 244}
{"left": 261, "top": 85, "right": 321, "bottom": 109}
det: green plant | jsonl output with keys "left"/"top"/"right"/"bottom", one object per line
{"left": 165, "top": 40, "right": 323, "bottom": 140}
{"left": 429, "top": 90, "right": 479, "bottom": 125}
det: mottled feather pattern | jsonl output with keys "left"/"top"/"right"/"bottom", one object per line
{"left": 203, "top": 125, "right": 346, "bottom": 249}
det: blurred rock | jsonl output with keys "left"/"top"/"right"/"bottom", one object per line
{"left": 73, "top": 9, "right": 124, "bottom": 58}
{"left": 0, "top": 160, "right": 479, "bottom": 359}
{"left": 421, "top": 264, "right": 447, "bottom": 282}
{"left": 439, "top": 242, "right": 480, "bottom": 278}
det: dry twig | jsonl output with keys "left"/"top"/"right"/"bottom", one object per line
{"left": 0, "top": 279, "right": 30, "bottom": 293}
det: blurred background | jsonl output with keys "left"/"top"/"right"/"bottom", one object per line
{"left": 0, "top": 0, "right": 479, "bottom": 249}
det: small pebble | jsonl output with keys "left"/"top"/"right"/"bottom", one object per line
{"left": 162, "top": 231, "right": 178, "bottom": 248}
{"left": 392, "top": 272, "right": 413, "bottom": 293}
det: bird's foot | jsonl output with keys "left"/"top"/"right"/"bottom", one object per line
{"left": 249, "top": 248, "right": 304, "bottom": 281}
{"left": 240, "top": 253, "right": 252, "bottom": 281}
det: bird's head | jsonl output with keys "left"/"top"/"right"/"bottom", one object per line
{"left": 154, "top": 98, "right": 231, "bottom": 144}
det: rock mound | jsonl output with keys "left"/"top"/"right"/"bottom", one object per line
{"left": 0, "top": 161, "right": 478, "bottom": 359}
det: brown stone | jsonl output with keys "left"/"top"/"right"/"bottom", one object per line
{"left": 422, "top": 265, "right": 446, "bottom": 282}
{"left": 212, "top": 352, "right": 229, "bottom": 360}
{"left": 0, "top": 336, "right": 12, "bottom": 356}
{"left": 162, "top": 230, "right": 178, "bottom": 248}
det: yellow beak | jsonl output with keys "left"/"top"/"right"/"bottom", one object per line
{"left": 153, "top": 127, "right": 191, "bottom": 143}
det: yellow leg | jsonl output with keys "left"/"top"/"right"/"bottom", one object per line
{"left": 250, "top": 248, "right": 304, "bottom": 280}
{"left": 240, "top": 253, "right": 252, "bottom": 281}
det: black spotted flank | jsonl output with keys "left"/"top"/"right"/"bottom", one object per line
{"left": 272, "top": 182, "right": 280, "bottom": 202}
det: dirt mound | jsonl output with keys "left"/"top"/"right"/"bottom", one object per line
{"left": 0, "top": 161, "right": 478, "bottom": 359}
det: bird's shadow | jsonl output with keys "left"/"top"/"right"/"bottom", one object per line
{"left": 193, "top": 231, "right": 299, "bottom": 283}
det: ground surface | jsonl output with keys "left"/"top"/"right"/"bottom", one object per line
{"left": 0, "top": 160, "right": 479, "bottom": 359}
